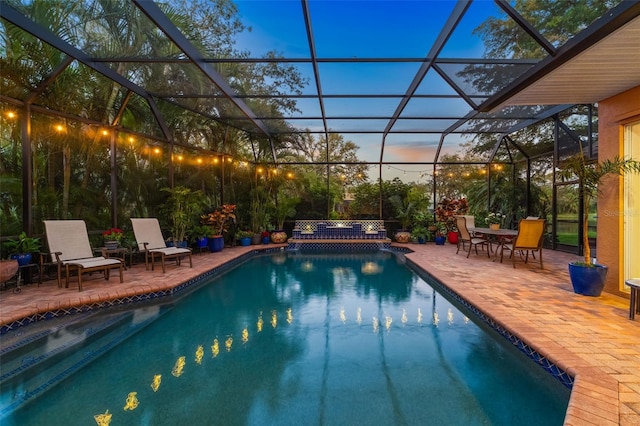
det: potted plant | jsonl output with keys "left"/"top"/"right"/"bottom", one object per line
{"left": 102, "top": 227, "right": 124, "bottom": 249}
{"left": 485, "top": 212, "right": 506, "bottom": 230}
{"left": 433, "top": 222, "right": 447, "bottom": 245}
{"left": 411, "top": 225, "right": 428, "bottom": 244}
{"left": 435, "top": 198, "right": 469, "bottom": 244}
{"left": 161, "top": 186, "right": 205, "bottom": 247}
{"left": 271, "top": 192, "right": 298, "bottom": 243}
{"left": 236, "top": 230, "right": 254, "bottom": 247}
{"left": 4, "top": 232, "right": 41, "bottom": 266}
{"left": 190, "top": 224, "right": 212, "bottom": 249}
{"left": 250, "top": 186, "right": 270, "bottom": 244}
{"left": 389, "top": 194, "right": 415, "bottom": 243}
{"left": 261, "top": 230, "right": 271, "bottom": 245}
{"left": 559, "top": 151, "right": 640, "bottom": 296}
{"left": 202, "top": 204, "right": 236, "bottom": 252}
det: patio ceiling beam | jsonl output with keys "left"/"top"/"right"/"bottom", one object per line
{"left": 132, "top": 0, "right": 274, "bottom": 143}
{"left": 24, "top": 56, "right": 74, "bottom": 105}
{"left": 494, "top": 0, "right": 556, "bottom": 56}
{"left": 504, "top": 135, "right": 530, "bottom": 159}
{"left": 91, "top": 56, "right": 539, "bottom": 65}
{"left": 432, "top": 63, "right": 478, "bottom": 109}
{"left": 502, "top": 104, "right": 573, "bottom": 134}
{"left": 433, "top": 110, "right": 480, "bottom": 163}
{"left": 301, "top": 0, "right": 329, "bottom": 148}
{"left": 156, "top": 93, "right": 488, "bottom": 100}
{"left": 380, "top": 0, "right": 471, "bottom": 163}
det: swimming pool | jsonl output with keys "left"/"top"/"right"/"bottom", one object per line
{"left": 1, "top": 251, "right": 569, "bottom": 425}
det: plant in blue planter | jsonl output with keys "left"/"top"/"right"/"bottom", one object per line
{"left": 236, "top": 230, "right": 254, "bottom": 247}
{"left": 4, "top": 232, "right": 41, "bottom": 266}
{"left": 559, "top": 152, "right": 640, "bottom": 296}
{"left": 190, "top": 225, "right": 211, "bottom": 249}
{"left": 433, "top": 222, "right": 447, "bottom": 246}
{"left": 261, "top": 230, "right": 271, "bottom": 244}
{"left": 410, "top": 225, "right": 428, "bottom": 244}
{"left": 202, "top": 204, "right": 237, "bottom": 252}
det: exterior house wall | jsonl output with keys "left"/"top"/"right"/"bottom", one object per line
{"left": 597, "top": 85, "right": 640, "bottom": 296}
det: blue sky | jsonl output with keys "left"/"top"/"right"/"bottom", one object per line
{"left": 231, "top": 1, "right": 506, "bottom": 171}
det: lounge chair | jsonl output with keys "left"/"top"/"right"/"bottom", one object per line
{"left": 499, "top": 219, "right": 546, "bottom": 268}
{"left": 130, "top": 218, "right": 193, "bottom": 273}
{"left": 43, "top": 220, "right": 124, "bottom": 291}
{"left": 455, "top": 216, "right": 490, "bottom": 258}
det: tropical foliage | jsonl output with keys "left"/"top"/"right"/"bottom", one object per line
{"left": 558, "top": 152, "right": 640, "bottom": 265}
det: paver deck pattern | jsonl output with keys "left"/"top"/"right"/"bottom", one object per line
{"left": 1, "top": 243, "right": 638, "bottom": 425}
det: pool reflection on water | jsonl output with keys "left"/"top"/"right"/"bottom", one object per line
{"left": 2, "top": 251, "right": 569, "bottom": 425}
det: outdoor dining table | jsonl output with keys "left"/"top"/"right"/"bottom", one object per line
{"left": 469, "top": 227, "right": 518, "bottom": 260}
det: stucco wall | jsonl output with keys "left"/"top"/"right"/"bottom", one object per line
{"left": 597, "top": 85, "right": 640, "bottom": 296}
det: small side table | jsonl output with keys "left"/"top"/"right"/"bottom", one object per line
{"left": 626, "top": 279, "right": 640, "bottom": 320}
{"left": 94, "top": 247, "right": 131, "bottom": 270}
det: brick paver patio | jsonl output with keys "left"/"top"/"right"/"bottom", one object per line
{"left": 1, "top": 243, "right": 638, "bottom": 425}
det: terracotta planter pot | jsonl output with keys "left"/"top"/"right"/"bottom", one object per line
{"left": 0, "top": 259, "right": 19, "bottom": 282}
{"left": 489, "top": 224, "right": 500, "bottom": 231}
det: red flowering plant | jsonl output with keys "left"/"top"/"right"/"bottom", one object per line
{"left": 261, "top": 230, "right": 270, "bottom": 238}
{"left": 102, "top": 227, "right": 124, "bottom": 242}
{"left": 434, "top": 198, "right": 469, "bottom": 232}
{"left": 202, "top": 204, "right": 236, "bottom": 236}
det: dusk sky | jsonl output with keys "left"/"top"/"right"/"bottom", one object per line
{"left": 229, "top": 0, "right": 507, "bottom": 179}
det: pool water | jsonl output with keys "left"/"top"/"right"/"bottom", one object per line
{"left": 1, "top": 251, "right": 569, "bottom": 425}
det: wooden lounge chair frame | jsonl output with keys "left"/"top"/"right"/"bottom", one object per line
{"left": 131, "top": 218, "right": 193, "bottom": 273}
{"left": 43, "top": 220, "right": 124, "bottom": 291}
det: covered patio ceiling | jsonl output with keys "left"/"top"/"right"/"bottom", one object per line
{"left": 2, "top": 0, "right": 639, "bottom": 166}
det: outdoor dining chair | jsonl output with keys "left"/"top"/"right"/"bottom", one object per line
{"left": 455, "top": 216, "right": 491, "bottom": 258}
{"left": 499, "top": 219, "right": 546, "bottom": 268}
{"left": 130, "top": 218, "right": 193, "bottom": 273}
{"left": 43, "top": 220, "right": 124, "bottom": 291}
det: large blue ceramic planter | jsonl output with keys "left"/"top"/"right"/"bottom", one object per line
{"left": 208, "top": 236, "right": 224, "bottom": 252}
{"left": 568, "top": 262, "right": 608, "bottom": 296}
{"left": 10, "top": 253, "right": 32, "bottom": 266}
{"left": 196, "top": 237, "right": 208, "bottom": 248}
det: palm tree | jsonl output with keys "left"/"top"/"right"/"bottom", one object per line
{"left": 558, "top": 151, "right": 640, "bottom": 266}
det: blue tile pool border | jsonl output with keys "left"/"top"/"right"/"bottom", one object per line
{"left": 403, "top": 254, "right": 574, "bottom": 390}
{"left": 0, "top": 247, "right": 285, "bottom": 335}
